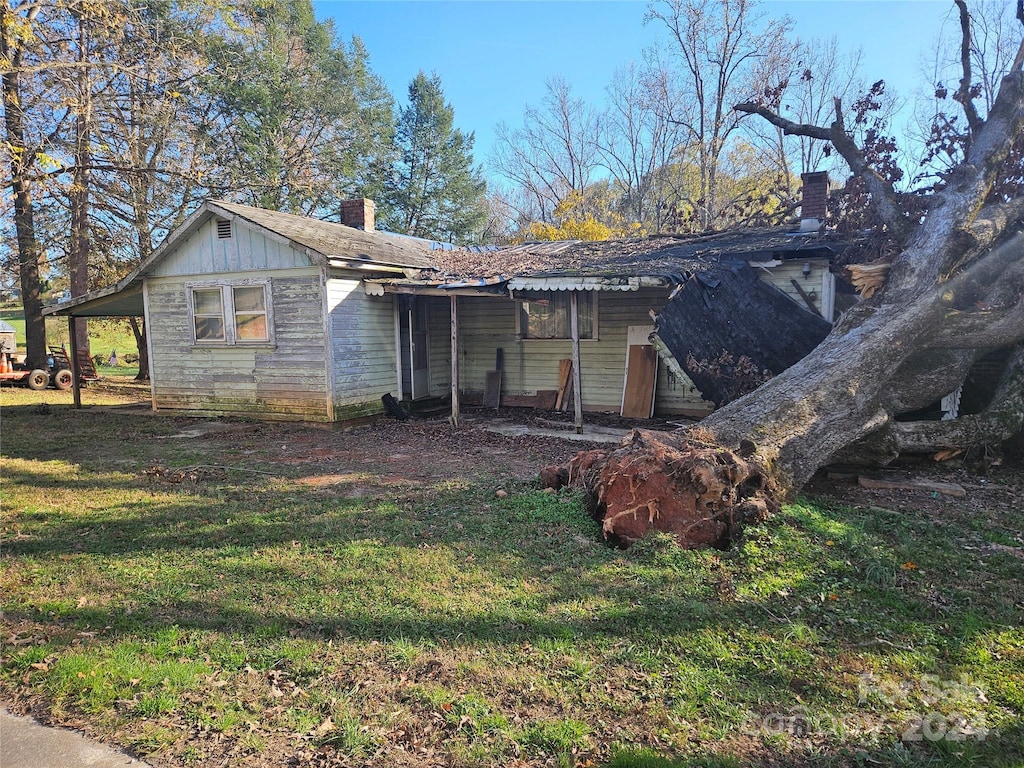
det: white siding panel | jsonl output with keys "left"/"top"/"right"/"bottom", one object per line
{"left": 326, "top": 273, "right": 399, "bottom": 417}
{"left": 151, "top": 217, "right": 312, "bottom": 278}
{"left": 147, "top": 269, "right": 330, "bottom": 420}
{"left": 755, "top": 259, "right": 830, "bottom": 318}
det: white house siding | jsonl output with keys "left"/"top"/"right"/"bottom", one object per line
{"left": 454, "top": 289, "right": 712, "bottom": 416}
{"left": 147, "top": 268, "right": 331, "bottom": 420}
{"left": 426, "top": 296, "right": 452, "bottom": 396}
{"left": 150, "top": 216, "right": 310, "bottom": 277}
{"left": 326, "top": 271, "right": 399, "bottom": 419}
{"left": 753, "top": 258, "right": 832, "bottom": 319}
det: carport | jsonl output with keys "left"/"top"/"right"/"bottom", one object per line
{"left": 42, "top": 280, "right": 146, "bottom": 408}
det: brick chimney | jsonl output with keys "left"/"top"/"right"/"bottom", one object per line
{"left": 799, "top": 172, "right": 829, "bottom": 232}
{"left": 340, "top": 198, "right": 375, "bottom": 231}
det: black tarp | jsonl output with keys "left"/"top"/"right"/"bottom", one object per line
{"left": 655, "top": 261, "right": 832, "bottom": 406}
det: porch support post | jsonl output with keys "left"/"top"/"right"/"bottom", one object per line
{"left": 392, "top": 297, "right": 402, "bottom": 399}
{"left": 570, "top": 291, "right": 583, "bottom": 434}
{"left": 450, "top": 294, "right": 460, "bottom": 427}
{"left": 68, "top": 315, "right": 82, "bottom": 409}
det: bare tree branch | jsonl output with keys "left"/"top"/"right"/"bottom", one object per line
{"left": 893, "top": 344, "right": 1024, "bottom": 452}
{"left": 734, "top": 99, "right": 911, "bottom": 243}
{"left": 954, "top": 0, "right": 984, "bottom": 136}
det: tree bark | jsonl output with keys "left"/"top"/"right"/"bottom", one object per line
{"left": 130, "top": 316, "right": 149, "bottom": 382}
{"left": 70, "top": 9, "right": 91, "bottom": 358}
{"left": 1, "top": 4, "right": 47, "bottom": 368}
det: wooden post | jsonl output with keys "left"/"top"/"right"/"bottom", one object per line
{"left": 450, "top": 295, "right": 460, "bottom": 427}
{"left": 570, "top": 291, "right": 583, "bottom": 434}
{"left": 68, "top": 316, "right": 82, "bottom": 409}
{"left": 392, "top": 297, "right": 403, "bottom": 399}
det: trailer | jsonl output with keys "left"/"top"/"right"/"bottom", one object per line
{"left": 0, "top": 362, "right": 52, "bottom": 390}
{"left": 0, "top": 339, "right": 74, "bottom": 390}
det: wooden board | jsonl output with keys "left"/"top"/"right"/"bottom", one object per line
{"left": 857, "top": 476, "right": 967, "bottom": 498}
{"left": 482, "top": 370, "right": 502, "bottom": 408}
{"left": 621, "top": 344, "right": 658, "bottom": 418}
{"left": 535, "top": 389, "right": 558, "bottom": 409}
{"left": 555, "top": 359, "right": 572, "bottom": 411}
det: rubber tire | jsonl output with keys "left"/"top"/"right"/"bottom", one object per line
{"left": 53, "top": 368, "right": 73, "bottom": 390}
{"left": 26, "top": 369, "right": 50, "bottom": 391}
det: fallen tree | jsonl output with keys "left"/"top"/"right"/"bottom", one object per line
{"left": 544, "top": 1, "right": 1024, "bottom": 547}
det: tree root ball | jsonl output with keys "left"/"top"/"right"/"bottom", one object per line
{"left": 541, "top": 429, "right": 778, "bottom": 549}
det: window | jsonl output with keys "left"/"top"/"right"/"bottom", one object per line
{"left": 192, "top": 288, "right": 225, "bottom": 341}
{"left": 190, "top": 283, "right": 272, "bottom": 345}
{"left": 232, "top": 286, "right": 268, "bottom": 341}
{"left": 519, "top": 291, "right": 595, "bottom": 340}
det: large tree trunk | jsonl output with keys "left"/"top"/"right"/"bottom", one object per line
{"left": 1, "top": 5, "right": 47, "bottom": 369}
{"left": 70, "top": 12, "right": 91, "bottom": 358}
{"left": 130, "top": 316, "right": 149, "bottom": 382}
{"left": 546, "top": 26, "right": 1024, "bottom": 548}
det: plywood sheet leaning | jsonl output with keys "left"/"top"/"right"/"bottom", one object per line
{"left": 482, "top": 348, "right": 504, "bottom": 409}
{"left": 621, "top": 326, "right": 658, "bottom": 418}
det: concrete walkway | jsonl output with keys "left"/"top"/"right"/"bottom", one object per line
{"left": 0, "top": 707, "right": 149, "bottom": 768}
{"left": 479, "top": 419, "right": 634, "bottom": 443}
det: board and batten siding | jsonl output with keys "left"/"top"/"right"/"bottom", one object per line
{"left": 326, "top": 271, "right": 399, "bottom": 418}
{"left": 149, "top": 215, "right": 311, "bottom": 277}
{"left": 147, "top": 268, "right": 331, "bottom": 420}
{"left": 453, "top": 289, "right": 712, "bottom": 416}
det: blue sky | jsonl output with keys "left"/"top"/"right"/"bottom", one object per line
{"left": 313, "top": 1, "right": 961, "bottom": 179}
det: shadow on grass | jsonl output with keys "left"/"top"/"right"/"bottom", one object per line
{"left": 604, "top": 721, "right": 1024, "bottom": 768}
{"left": 5, "top": 409, "right": 1023, "bottom": 768}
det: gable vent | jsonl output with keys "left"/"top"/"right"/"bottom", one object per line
{"left": 216, "top": 218, "right": 232, "bottom": 239}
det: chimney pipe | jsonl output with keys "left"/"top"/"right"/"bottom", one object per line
{"left": 799, "top": 172, "right": 829, "bottom": 232}
{"left": 340, "top": 198, "right": 375, "bottom": 232}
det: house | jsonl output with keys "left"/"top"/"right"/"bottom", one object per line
{"left": 371, "top": 225, "right": 842, "bottom": 426}
{"left": 46, "top": 199, "right": 437, "bottom": 421}
{"left": 46, "top": 176, "right": 848, "bottom": 425}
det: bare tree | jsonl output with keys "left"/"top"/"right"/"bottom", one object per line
{"left": 742, "top": 36, "right": 869, "bottom": 190}
{"left": 2, "top": 0, "right": 50, "bottom": 367}
{"left": 598, "top": 62, "right": 683, "bottom": 231}
{"left": 491, "top": 77, "right": 601, "bottom": 225}
{"left": 550, "top": 1, "right": 1024, "bottom": 549}
{"left": 644, "top": 0, "right": 792, "bottom": 230}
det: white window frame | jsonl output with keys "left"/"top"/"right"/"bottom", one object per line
{"left": 515, "top": 290, "right": 598, "bottom": 341}
{"left": 187, "top": 280, "right": 275, "bottom": 347}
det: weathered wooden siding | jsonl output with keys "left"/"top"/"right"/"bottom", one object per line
{"left": 148, "top": 267, "right": 331, "bottom": 420}
{"left": 756, "top": 258, "right": 832, "bottom": 319}
{"left": 326, "top": 271, "right": 399, "bottom": 418}
{"left": 151, "top": 216, "right": 312, "bottom": 277}
{"left": 427, "top": 297, "right": 452, "bottom": 396}
{"left": 452, "top": 289, "right": 712, "bottom": 416}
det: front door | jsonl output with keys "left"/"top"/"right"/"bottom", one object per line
{"left": 399, "top": 296, "right": 430, "bottom": 400}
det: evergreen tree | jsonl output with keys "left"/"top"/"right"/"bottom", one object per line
{"left": 201, "top": 0, "right": 394, "bottom": 216}
{"left": 381, "top": 72, "right": 486, "bottom": 242}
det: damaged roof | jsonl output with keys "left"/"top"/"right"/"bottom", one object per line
{"left": 428, "top": 228, "right": 847, "bottom": 281}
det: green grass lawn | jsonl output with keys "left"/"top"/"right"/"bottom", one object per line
{"left": 0, "top": 405, "right": 1021, "bottom": 767}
